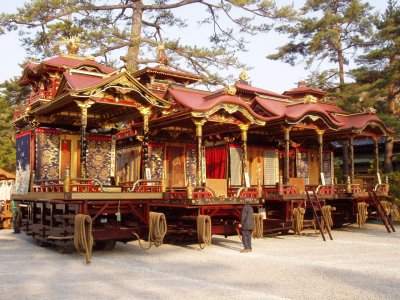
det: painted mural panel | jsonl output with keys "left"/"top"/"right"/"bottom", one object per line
{"left": 15, "top": 132, "right": 31, "bottom": 195}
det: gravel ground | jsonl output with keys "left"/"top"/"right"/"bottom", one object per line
{"left": 0, "top": 223, "right": 399, "bottom": 300}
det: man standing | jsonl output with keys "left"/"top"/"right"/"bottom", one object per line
{"left": 240, "top": 199, "right": 254, "bottom": 252}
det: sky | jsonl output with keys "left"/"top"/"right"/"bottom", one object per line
{"left": 0, "top": 0, "right": 389, "bottom": 94}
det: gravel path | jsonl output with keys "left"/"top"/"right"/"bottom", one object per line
{"left": 0, "top": 223, "right": 399, "bottom": 300}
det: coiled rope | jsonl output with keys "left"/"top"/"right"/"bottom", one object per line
{"left": 132, "top": 212, "right": 167, "bottom": 250}
{"left": 357, "top": 202, "right": 368, "bottom": 228}
{"left": 252, "top": 213, "right": 264, "bottom": 238}
{"left": 320, "top": 205, "right": 334, "bottom": 232}
{"left": 74, "top": 214, "right": 93, "bottom": 264}
{"left": 292, "top": 207, "right": 305, "bottom": 235}
{"left": 380, "top": 200, "right": 392, "bottom": 217}
{"left": 197, "top": 215, "right": 212, "bottom": 249}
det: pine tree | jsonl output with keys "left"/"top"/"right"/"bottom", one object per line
{"left": 0, "top": 0, "right": 294, "bottom": 85}
{"left": 351, "top": 0, "right": 400, "bottom": 172}
{"left": 267, "top": 0, "right": 375, "bottom": 91}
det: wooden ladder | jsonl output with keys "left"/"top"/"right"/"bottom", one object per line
{"left": 305, "top": 186, "right": 333, "bottom": 241}
{"left": 368, "top": 191, "right": 396, "bottom": 233}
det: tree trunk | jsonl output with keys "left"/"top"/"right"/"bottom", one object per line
{"left": 126, "top": 0, "right": 143, "bottom": 73}
{"left": 337, "top": 35, "right": 345, "bottom": 92}
{"left": 384, "top": 138, "right": 394, "bottom": 173}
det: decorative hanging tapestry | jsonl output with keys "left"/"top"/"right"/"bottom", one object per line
{"left": 229, "top": 146, "right": 243, "bottom": 186}
{"left": 323, "top": 151, "right": 333, "bottom": 184}
{"left": 185, "top": 146, "right": 197, "bottom": 186}
{"left": 296, "top": 150, "right": 309, "bottom": 183}
{"left": 148, "top": 143, "right": 164, "bottom": 180}
{"left": 263, "top": 149, "right": 279, "bottom": 185}
{"left": 86, "top": 137, "right": 111, "bottom": 184}
{"left": 36, "top": 131, "right": 60, "bottom": 179}
{"left": 15, "top": 132, "right": 31, "bottom": 195}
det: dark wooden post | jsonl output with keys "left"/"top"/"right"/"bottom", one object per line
{"left": 283, "top": 127, "right": 291, "bottom": 185}
{"left": 349, "top": 137, "right": 354, "bottom": 182}
{"left": 76, "top": 100, "right": 94, "bottom": 178}
{"left": 373, "top": 137, "right": 380, "bottom": 175}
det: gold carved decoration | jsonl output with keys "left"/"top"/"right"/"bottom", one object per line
{"left": 191, "top": 104, "right": 265, "bottom": 126}
{"left": 193, "top": 119, "right": 206, "bottom": 136}
{"left": 303, "top": 94, "right": 318, "bottom": 104}
{"left": 224, "top": 85, "right": 237, "bottom": 95}
{"left": 239, "top": 70, "right": 249, "bottom": 81}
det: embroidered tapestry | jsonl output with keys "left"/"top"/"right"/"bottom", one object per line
{"left": 296, "top": 150, "right": 309, "bottom": 182}
{"left": 36, "top": 132, "right": 60, "bottom": 179}
{"left": 87, "top": 139, "right": 111, "bottom": 184}
{"left": 323, "top": 151, "right": 333, "bottom": 184}
{"left": 15, "top": 132, "right": 31, "bottom": 195}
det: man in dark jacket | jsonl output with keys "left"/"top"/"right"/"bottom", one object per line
{"left": 240, "top": 199, "right": 254, "bottom": 252}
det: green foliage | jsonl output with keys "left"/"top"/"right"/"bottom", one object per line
{"left": 0, "top": 95, "right": 15, "bottom": 173}
{"left": 0, "top": 0, "right": 294, "bottom": 85}
{"left": 268, "top": 0, "right": 375, "bottom": 89}
{"left": 351, "top": 0, "right": 400, "bottom": 114}
{"left": 386, "top": 171, "right": 400, "bottom": 203}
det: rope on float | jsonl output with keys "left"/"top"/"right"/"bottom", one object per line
{"left": 197, "top": 215, "right": 212, "bottom": 249}
{"left": 252, "top": 213, "right": 264, "bottom": 239}
{"left": 357, "top": 202, "right": 368, "bottom": 228}
{"left": 320, "top": 205, "right": 334, "bottom": 232}
{"left": 132, "top": 212, "right": 167, "bottom": 250}
{"left": 74, "top": 214, "right": 93, "bottom": 264}
{"left": 292, "top": 207, "right": 305, "bottom": 235}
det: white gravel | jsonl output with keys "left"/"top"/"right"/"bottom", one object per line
{"left": 0, "top": 223, "right": 399, "bottom": 300}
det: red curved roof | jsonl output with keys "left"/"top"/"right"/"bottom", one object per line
{"left": 167, "top": 85, "right": 269, "bottom": 121}
{"left": 235, "top": 83, "right": 290, "bottom": 99}
{"left": 331, "top": 113, "right": 393, "bottom": 132}
{"left": 40, "top": 56, "right": 115, "bottom": 74}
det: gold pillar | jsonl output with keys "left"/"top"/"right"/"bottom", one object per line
{"left": 316, "top": 129, "right": 325, "bottom": 184}
{"left": 349, "top": 137, "right": 354, "bottom": 182}
{"left": 373, "top": 137, "right": 379, "bottom": 175}
{"left": 138, "top": 107, "right": 151, "bottom": 178}
{"left": 75, "top": 100, "right": 94, "bottom": 178}
{"left": 283, "top": 127, "right": 291, "bottom": 185}
{"left": 239, "top": 124, "right": 249, "bottom": 186}
{"left": 194, "top": 119, "right": 206, "bottom": 186}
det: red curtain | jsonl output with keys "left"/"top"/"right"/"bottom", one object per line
{"left": 206, "top": 147, "right": 227, "bottom": 179}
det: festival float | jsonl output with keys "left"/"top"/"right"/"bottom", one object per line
{"left": 11, "top": 38, "right": 395, "bottom": 257}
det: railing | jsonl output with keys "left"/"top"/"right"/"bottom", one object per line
{"left": 122, "top": 179, "right": 163, "bottom": 192}
{"left": 193, "top": 186, "right": 216, "bottom": 199}
{"left": 28, "top": 90, "right": 54, "bottom": 105}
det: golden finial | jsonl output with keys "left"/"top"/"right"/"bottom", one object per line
{"left": 57, "top": 36, "right": 85, "bottom": 55}
{"left": 239, "top": 70, "right": 249, "bottom": 81}
{"left": 157, "top": 43, "right": 168, "bottom": 66}
{"left": 224, "top": 85, "right": 237, "bottom": 95}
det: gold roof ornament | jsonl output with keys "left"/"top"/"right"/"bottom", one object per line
{"left": 224, "top": 84, "right": 237, "bottom": 96}
{"left": 303, "top": 94, "right": 318, "bottom": 104}
{"left": 57, "top": 36, "right": 85, "bottom": 55}
{"left": 239, "top": 70, "right": 249, "bottom": 81}
{"left": 157, "top": 43, "right": 168, "bottom": 66}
